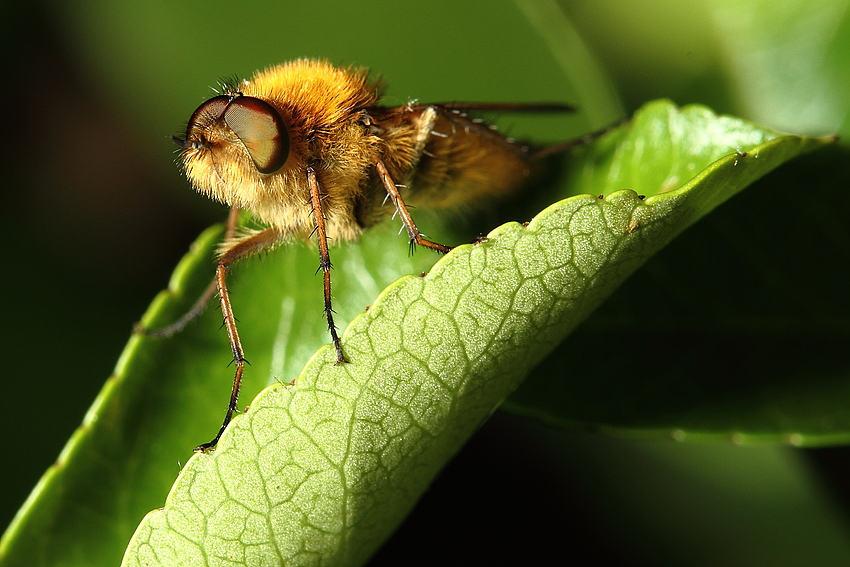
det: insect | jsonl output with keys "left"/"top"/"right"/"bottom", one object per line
{"left": 158, "top": 59, "right": 587, "bottom": 451}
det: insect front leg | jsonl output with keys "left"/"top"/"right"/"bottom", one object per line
{"left": 306, "top": 166, "right": 347, "bottom": 365}
{"left": 196, "top": 225, "right": 286, "bottom": 452}
{"left": 135, "top": 207, "right": 242, "bottom": 338}
{"left": 374, "top": 159, "right": 452, "bottom": 254}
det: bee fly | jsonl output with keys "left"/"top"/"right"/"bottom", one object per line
{"left": 150, "top": 59, "right": 595, "bottom": 451}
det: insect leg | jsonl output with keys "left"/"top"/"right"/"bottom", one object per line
{"left": 136, "top": 207, "right": 242, "bottom": 338}
{"left": 306, "top": 166, "right": 347, "bottom": 365}
{"left": 530, "top": 117, "right": 629, "bottom": 160}
{"left": 374, "top": 159, "right": 452, "bottom": 254}
{"left": 196, "top": 224, "right": 285, "bottom": 452}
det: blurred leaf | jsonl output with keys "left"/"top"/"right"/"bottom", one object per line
{"left": 506, "top": 120, "right": 850, "bottom": 446}
{"left": 710, "top": 0, "right": 850, "bottom": 136}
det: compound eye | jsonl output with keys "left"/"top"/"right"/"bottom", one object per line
{"left": 223, "top": 97, "right": 290, "bottom": 174}
{"left": 185, "top": 95, "right": 231, "bottom": 137}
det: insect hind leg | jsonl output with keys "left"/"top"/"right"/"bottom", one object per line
{"left": 530, "top": 116, "right": 629, "bottom": 160}
{"left": 374, "top": 159, "right": 452, "bottom": 254}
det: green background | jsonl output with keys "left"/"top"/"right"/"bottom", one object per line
{"left": 2, "top": 0, "right": 849, "bottom": 565}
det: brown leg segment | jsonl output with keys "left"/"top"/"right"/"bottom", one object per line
{"left": 136, "top": 207, "right": 242, "bottom": 338}
{"left": 196, "top": 225, "right": 285, "bottom": 452}
{"left": 307, "top": 166, "right": 347, "bottom": 365}
{"left": 374, "top": 159, "right": 452, "bottom": 254}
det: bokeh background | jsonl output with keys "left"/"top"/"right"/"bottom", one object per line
{"left": 3, "top": 0, "right": 850, "bottom": 565}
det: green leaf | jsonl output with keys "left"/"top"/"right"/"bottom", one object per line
{"left": 503, "top": 107, "right": 850, "bottom": 445}
{"left": 116, "top": 101, "right": 825, "bottom": 565}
